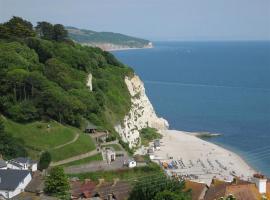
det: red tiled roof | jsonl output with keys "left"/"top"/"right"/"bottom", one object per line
{"left": 185, "top": 180, "right": 207, "bottom": 200}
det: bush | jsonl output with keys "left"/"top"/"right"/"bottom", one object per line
{"left": 38, "top": 151, "right": 51, "bottom": 170}
{"left": 140, "top": 127, "right": 162, "bottom": 146}
{"left": 44, "top": 167, "right": 70, "bottom": 198}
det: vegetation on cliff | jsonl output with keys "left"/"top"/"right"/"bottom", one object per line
{"left": 0, "top": 16, "right": 132, "bottom": 131}
{"left": 66, "top": 26, "right": 150, "bottom": 48}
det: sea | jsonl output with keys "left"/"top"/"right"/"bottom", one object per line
{"left": 113, "top": 41, "right": 270, "bottom": 176}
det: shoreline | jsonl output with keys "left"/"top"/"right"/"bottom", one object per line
{"left": 152, "top": 129, "right": 256, "bottom": 185}
{"left": 108, "top": 46, "right": 153, "bottom": 52}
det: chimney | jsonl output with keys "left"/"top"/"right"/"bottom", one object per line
{"left": 108, "top": 194, "right": 113, "bottom": 200}
{"left": 113, "top": 178, "right": 119, "bottom": 186}
{"left": 232, "top": 177, "right": 238, "bottom": 185}
{"left": 252, "top": 174, "right": 267, "bottom": 194}
{"left": 97, "top": 178, "right": 104, "bottom": 187}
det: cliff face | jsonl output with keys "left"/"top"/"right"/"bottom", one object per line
{"left": 86, "top": 73, "right": 93, "bottom": 91}
{"left": 114, "top": 75, "right": 169, "bottom": 148}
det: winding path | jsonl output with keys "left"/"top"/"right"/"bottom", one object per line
{"left": 50, "top": 149, "right": 98, "bottom": 166}
{"left": 52, "top": 133, "right": 80, "bottom": 150}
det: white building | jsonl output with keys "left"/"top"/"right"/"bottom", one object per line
{"left": 252, "top": 174, "right": 267, "bottom": 194}
{"left": 0, "top": 169, "right": 32, "bottom": 199}
{"left": 106, "top": 149, "right": 116, "bottom": 165}
{"left": 154, "top": 140, "right": 160, "bottom": 150}
{"left": 128, "top": 160, "right": 137, "bottom": 168}
{"left": 7, "top": 157, "right": 37, "bottom": 172}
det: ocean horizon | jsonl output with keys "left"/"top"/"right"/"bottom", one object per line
{"left": 113, "top": 41, "right": 270, "bottom": 175}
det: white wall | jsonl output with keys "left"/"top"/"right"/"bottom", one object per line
{"left": 31, "top": 163, "right": 37, "bottom": 172}
{"left": 7, "top": 163, "right": 22, "bottom": 170}
{"left": 0, "top": 173, "right": 32, "bottom": 199}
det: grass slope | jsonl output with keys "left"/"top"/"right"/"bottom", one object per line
{"left": 50, "top": 133, "right": 96, "bottom": 161}
{"left": 3, "top": 118, "right": 96, "bottom": 161}
{"left": 61, "top": 153, "right": 103, "bottom": 167}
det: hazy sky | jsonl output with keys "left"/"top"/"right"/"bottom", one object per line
{"left": 0, "top": 0, "right": 269, "bottom": 41}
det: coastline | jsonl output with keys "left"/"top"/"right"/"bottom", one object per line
{"left": 108, "top": 46, "right": 153, "bottom": 52}
{"left": 152, "top": 129, "right": 256, "bottom": 185}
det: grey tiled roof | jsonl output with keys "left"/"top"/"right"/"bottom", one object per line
{"left": 13, "top": 157, "right": 36, "bottom": 164}
{"left": 0, "top": 169, "right": 31, "bottom": 190}
{"left": 8, "top": 161, "right": 23, "bottom": 168}
{"left": 0, "top": 160, "right": 7, "bottom": 168}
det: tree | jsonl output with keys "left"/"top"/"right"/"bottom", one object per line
{"left": 36, "top": 22, "right": 67, "bottom": 41}
{"left": 128, "top": 175, "right": 191, "bottom": 200}
{"left": 36, "top": 22, "right": 54, "bottom": 40}
{"left": 0, "top": 118, "right": 27, "bottom": 159}
{"left": 2, "top": 16, "right": 35, "bottom": 38}
{"left": 53, "top": 24, "right": 68, "bottom": 41}
{"left": 38, "top": 151, "right": 51, "bottom": 170}
{"left": 44, "top": 167, "right": 70, "bottom": 198}
{"left": 154, "top": 190, "right": 186, "bottom": 200}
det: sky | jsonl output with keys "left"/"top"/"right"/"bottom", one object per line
{"left": 0, "top": 0, "right": 269, "bottom": 41}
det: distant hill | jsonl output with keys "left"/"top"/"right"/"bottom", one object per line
{"left": 66, "top": 26, "right": 153, "bottom": 51}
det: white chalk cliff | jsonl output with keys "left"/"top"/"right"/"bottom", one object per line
{"left": 86, "top": 73, "right": 93, "bottom": 91}
{"left": 115, "top": 75, "right": 169, "bottom": 148}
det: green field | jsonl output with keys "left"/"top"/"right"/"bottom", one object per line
{"left": 102, "top": 144, "right": 122, "bottom": 151}
{"left": 61, "top": 153, "right": 103, "bottom": 167}
{"left": 3, "top": 118, "right": 96, "bottom": 161}
{"left": 4, "top": 119, "right": 76, "bottom": 150}
{"left": 50, "top": 133, "right": 96, "bottom": 161}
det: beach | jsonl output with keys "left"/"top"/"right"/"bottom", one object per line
{"left": 152, "top": 130, "right": 256, "bottom": 186}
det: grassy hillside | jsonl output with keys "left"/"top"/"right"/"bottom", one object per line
{"left": 66, "top": 26, "right": 151, "bottom": 48}
{"left": 3, "top": 118, "right": 95, "bottom": 160}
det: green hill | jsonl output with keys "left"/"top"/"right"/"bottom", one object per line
{"left": 66, "top": 26, "right": 152, "bottom": 50}
{"left": 0, "top": 16, "right": 133, "bottom": 160}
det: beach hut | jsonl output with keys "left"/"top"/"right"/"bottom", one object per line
{"left": 128, "top": 160, "right": 137, "bottom": 168}
{"left": 106, "top": 149, "right": 116, "bottom": 164}
{"left": 154, "top": 140, "right": 160, "bottom": 150}
{"left": 85, "top": 122, "right": 97, "bottom": 133}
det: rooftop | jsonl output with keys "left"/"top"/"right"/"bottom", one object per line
{"left": 86, "top": 122, "right": 98, "bottom": 130}
{"left": 0, "top": 169, "right": 31, "bottom": 191}
{"left": 0, "top": 160, "right": 7, "bottom": 168}
{"left": 12, "top": 157, "right": 36, "bottom": 165}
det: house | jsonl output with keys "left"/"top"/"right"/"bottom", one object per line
{"left": 184, "top": 180, "right": 208, "bottom": 200}
{"left": 93, "top": 180, "right": 131, "bottom": 200}
{"left": 147, "top": 148, "right": 155, "bottom": 159}
{"left": 0, "top": 161, "right": 7, "bottom": 170}
{"left": 127, "top": 159, "right": 136, "bottom": 168}
{"left": 154, "top": 140, "right": 160, "bottom": 150}
{"left": 7, "top": 157, "right": 37, "bottom": 172}
{"left": 85, "top": 123, "right": 98, "bottom": 133}
{"left": 106, "top": 149, "right": 116, "bottom": 164}
{"left": 70, "top": 179, "right": 96, "bottom": 199}
{"left": 91, "top": 131, "right": 109, "bottom": 143}
{"left": 0, "top": 169, "right": 32, "bottom": 199}
{"left": 204, "top": 175, "right": 270, "bottom": 200}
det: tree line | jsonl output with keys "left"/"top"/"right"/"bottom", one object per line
{"left": 0, "top": 16, "right": 132, "bottom": 132}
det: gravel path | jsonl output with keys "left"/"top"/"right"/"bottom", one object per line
{"left": 50, "top": 149, "right": 98, "bottom": 166}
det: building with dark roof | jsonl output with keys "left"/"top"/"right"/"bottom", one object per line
{"left": 85, "top": 123, "right": 98, "bottom": 133}
{"left": 0, "top": 161, "right": 7, "bottom": 170}
{"left": 7, "top": 157, "right": 37, "bottom": 172}
{"left": 0, "top": 169, "right": 32, "bottom": 199}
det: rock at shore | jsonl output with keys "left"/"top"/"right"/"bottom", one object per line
{"left": 115, "top": 75, "right": 169, "bottom": 148}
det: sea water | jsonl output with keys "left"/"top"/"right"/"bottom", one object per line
{"left": 113, "top": 41, "right": 270, "bottom": 175}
